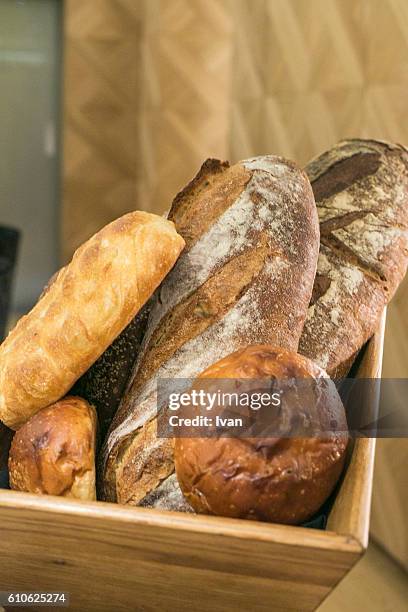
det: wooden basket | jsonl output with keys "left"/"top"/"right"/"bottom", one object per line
{"left": 0, "top": 312, "right": 386, "bottom": 612}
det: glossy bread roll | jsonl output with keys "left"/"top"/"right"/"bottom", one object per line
{"left": 9, "top": 397, "right": 97, "bottom": 500}
{"left": 174, "top": 345, "right": 348, "bottom": 525}
{"left": 0, "top": 212, "right": 185, "bottom": 429}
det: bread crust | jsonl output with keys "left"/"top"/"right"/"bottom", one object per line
{"left": 102, "top": 155, "right": 319, "bottom": 506}
{"left": 71, "top": 302, "right": 151, "bottom": 440}
{"left": 174, "top": 345, "right": 348, "bottom": 525}
{"left": 299, "top": 139, "right": 408, "bottom": 376}
{"left": 0, "top": 212, "right": 185, "bottom": 429}
{"left": 9, "top": 396, "right": 97, "bottom": 500}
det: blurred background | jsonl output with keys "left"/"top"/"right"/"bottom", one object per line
{"left": 0, "top": 0, "right": 407, "bottom": 608}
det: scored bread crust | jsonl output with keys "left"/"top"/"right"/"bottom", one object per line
{"left": 299, "top": 139, "right": 408, "bottom": 376}
{"left": 102, "top": 155, "right": 319, "bottom": 507}
{"left": 9, "top": 396, "right": 97, "bottom": 500}
{"left": 0, "top": 212, "right": 185, "bottom": 429}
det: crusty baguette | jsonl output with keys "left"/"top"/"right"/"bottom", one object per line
{"left": 0, "top": 212, "right": 185, "bottom": 429}
{"left": 299, "top": 139, "right": 408, "bottom": 376}
{"left": 101, "top": 155, "right": 319, "bottom": 506}
{"left": 9, "top": 397, "right": 97, "bottom": 500}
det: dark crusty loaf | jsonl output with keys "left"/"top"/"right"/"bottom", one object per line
{"left": 0, "top": 421, "right": 12, "bottom": 487}
{"left": 101, "top": 155, "right": 319, "bottom": 506}
{"left": 299, "top": 139, "right": 408, "bottom": 376}
{"left": 71, "top": 303, "right": 151, "bottom": 440}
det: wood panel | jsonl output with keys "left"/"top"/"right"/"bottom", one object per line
{"left": 320, "top": 542, "right": 408, "bottom": 612}
{"left": 327, "top": 311, "right": 385, "bottom": 548}
{"left": 62, "top": 0, "right": 408, "bottom": 253}
{"left": 370, "top": 438, "right": 408, "bottom": 572}
{"left": 229, "top": 0, "right": 408, "bottom": 165}
{"left": 137, "top": 0, "right": 233, "bottom": 223}
{"left": 62, "top": 0, "right": 233, "bottom": 262}
{"left": 0, "top": 491, "right": 360, "bottom": 612}
{"left": 62, "top": 0, "right": 144, "bottom": 262}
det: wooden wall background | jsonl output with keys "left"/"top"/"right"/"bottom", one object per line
{"left": 62, "top": 0, "right": 233, "bottom": 262}
{"left": 62, "top": 0, "right": 408, "bottom": 262}
{"left": 62, "top": 0, "right": 408, "bottom": 568}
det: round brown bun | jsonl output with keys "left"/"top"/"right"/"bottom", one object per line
{"left": 174, "top": 345, "right": 348, "bottom": 525}
{"left": 9, "top": 396, "right": 97, "bottom": 500}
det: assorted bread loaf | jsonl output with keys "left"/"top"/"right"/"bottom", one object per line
{"left": 0, "top": 211, "right": 184, "bottom": 429}
{"left": 1, "top": 139, "right": 407, "bottom": 527}
{"left": 9, "top": 397, "right": 97, "bottom": 500}
{"left": 101, "top": 155, "right": 319, "bottom": 507}
{"left": 71, "top": 303, "right": 151, "bottom": 439}
{"left": 300, "top": 140, "right": 408, "bottom": 376}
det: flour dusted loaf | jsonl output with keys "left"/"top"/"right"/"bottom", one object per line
{"left": 0, "top": 212, "right": 185, "bottom": 429}
{"left": 102, "top": 155, "right": 319, "bottom": 506}
{"left": 299, "top": 140, "right": 408, "bottom": 376}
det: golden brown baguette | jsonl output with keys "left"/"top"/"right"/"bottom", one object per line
{"left": 0, "top": 212, "right": 185, "bottom": 429}
{"left": 101, "top": 155, "right": 319, "bottom": 507}
{"left": 9, "top": 397, "right": 97, "bottom": 500}
{"left": 299, "top": 139, "right": 408, "bottom": 376}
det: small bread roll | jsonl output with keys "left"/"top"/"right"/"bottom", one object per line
{"left": 9, "top": 397, "right": 97, "bottom": 500}
{"left": 174, "top": 345, "right": 348, "bottom": 525}
{"left": 0, "top": 212, "right": 185, "bottom": 429}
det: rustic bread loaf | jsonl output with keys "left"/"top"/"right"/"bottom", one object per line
{"left": 9, "top": 397, "right": 97, "bottom": 500}
{"left": 0, "top": 212, "right": 185, "bottom": 429}
{"left": 175, "top": 345, "right": 348, "bottom": 524}
{"left": 71, "top": 303, "right": 151, "bottom": 440}
{"left": 299, "top": 139, "right": 408, "bottom": 376}
{"left": 101, "top": 155, "right": 319, "bottom": 506}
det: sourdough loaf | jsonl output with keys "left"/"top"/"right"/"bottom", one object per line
{"left": 101, "top": 155, "right": 319, "bottom": 506}
{"left": 299, "top": 139, "right": 408, "bottom": 376}
{"left": 71, "top": 303, "right": 151, "bottom": 440}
